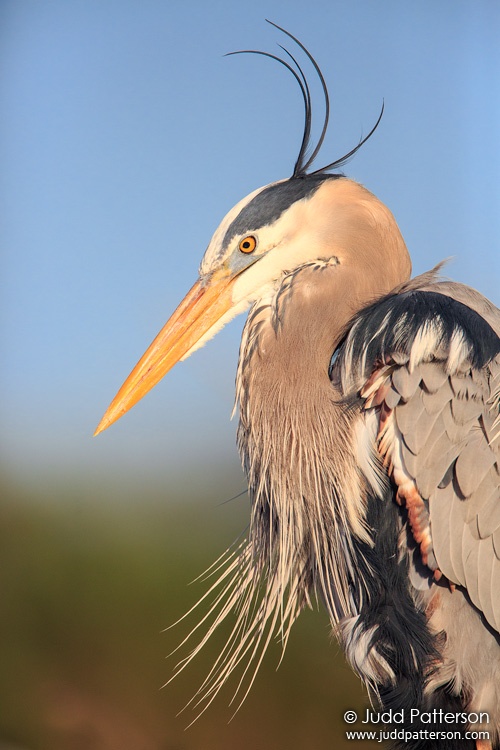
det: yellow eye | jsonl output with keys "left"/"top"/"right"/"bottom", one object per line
{"left": 238, "top": 235, "right": 257, "bottom": 254}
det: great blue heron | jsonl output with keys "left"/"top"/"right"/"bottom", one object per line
{"left": 95, "top": 23, "right": 500, "bottom": 750}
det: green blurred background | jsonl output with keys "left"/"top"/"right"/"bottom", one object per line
{"left": 0, "top": 475, "right": 377, "bottom": 750}
{"left": 1, "top": 1, "right": 498, "bottom": 748}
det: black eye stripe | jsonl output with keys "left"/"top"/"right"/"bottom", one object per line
{"left": 222, "top": 175, "right": 340, "bottom": 252}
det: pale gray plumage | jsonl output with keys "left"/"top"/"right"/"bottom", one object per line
{"left": 362, "top": 304, "right": 500, "bottom": 634}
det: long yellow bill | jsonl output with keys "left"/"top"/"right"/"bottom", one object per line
{"left": 94, "top": 268, "right": 235, "bottom": 435}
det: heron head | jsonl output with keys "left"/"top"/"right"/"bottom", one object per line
{"left": 94, "top": 23, "right": 410, "bottom": 435}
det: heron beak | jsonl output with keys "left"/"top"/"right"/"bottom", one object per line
{"left": 94, "top": 268, "right": 235, "bottom": 435}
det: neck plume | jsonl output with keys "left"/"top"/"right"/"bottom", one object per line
{"left": 171, "top": 182, "right": 412, "bottom": 716}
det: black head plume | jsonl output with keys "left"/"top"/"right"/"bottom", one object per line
{"left": 226, "top": 20, "right": 384, "bottom": 179}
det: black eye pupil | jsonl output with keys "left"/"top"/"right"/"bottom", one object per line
{"left": 239, "top": 236, "right": 256, "bottom": 253}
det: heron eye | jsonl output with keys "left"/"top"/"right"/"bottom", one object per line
{"left": 238, "top": 236, "right": 257, "bottom": 254}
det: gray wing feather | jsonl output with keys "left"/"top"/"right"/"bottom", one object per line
{"left": 419, "top": 361, "right": 450, "bottom": 393}
{"left": 494, "top": 528, "right": 500, "bottom": 559}
{"left": 448, "top": 494, "right": 468, "bottom": 585}
{"left": 450, "top": 391, "right": 484, "bottom": 424}
{"left": 421, "top": 377, "right": 454, "bottom": 414}
{"left": 441, "top": 401, "right": 471, "bottom": 443}
{"left": 493, "top": 555, "right": 500, "bottom": 630}
{"left": 384, "top": 384, "right": 402, "bottom": 410}
{"left": 428, "top": 482, "right": 456, "bottom": 582}
{"left": 461, "top": 525, "right": 481, "bottom": 611}
{"left": 391, "top": 366, "right": 422, "bottom": 400}
{"left": 404, "top": 399, "right": 442, "bottom": 455}
{"left": 341, "top": 277, "right": 500, "bottom": 632}
{"left": 477, "top": 539, "right": 497, "bottom": 630}
{"left": 415, "top": 432, "right": 461, "bottom": 500}
{"left": 482, "top": 407, "right": 499, "bottom": 445}
{"left": 455, "top": 433, "right": 497, "bottom": 498}
{"left": 390, "top": 355, "right": 500, "bottom": 632}
{"left": 465, "top": 469, "right": 498, "bottom": 524}
{"left": 395, "top": 391, "right": 425, "bottom": 435}
{"left": 476, "top": 478, "right": 500, "bottom": 538}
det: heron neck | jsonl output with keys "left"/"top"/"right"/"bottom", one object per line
{"left": 235, "top": 263, "right": 378, "bottom": 623}
{"left": 236, "top": 261, "right": 379, "bottom": 535}
{"left": 238, "top": 260, "right": 391, "bottom": 398}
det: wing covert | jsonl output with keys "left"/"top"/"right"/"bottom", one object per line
{"left": 338, "top": 280, "right": 500, "bottom": 632}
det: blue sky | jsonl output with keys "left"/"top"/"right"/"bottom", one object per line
{"left": 1, "top": 1, "right": 499, "bottom": 495}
